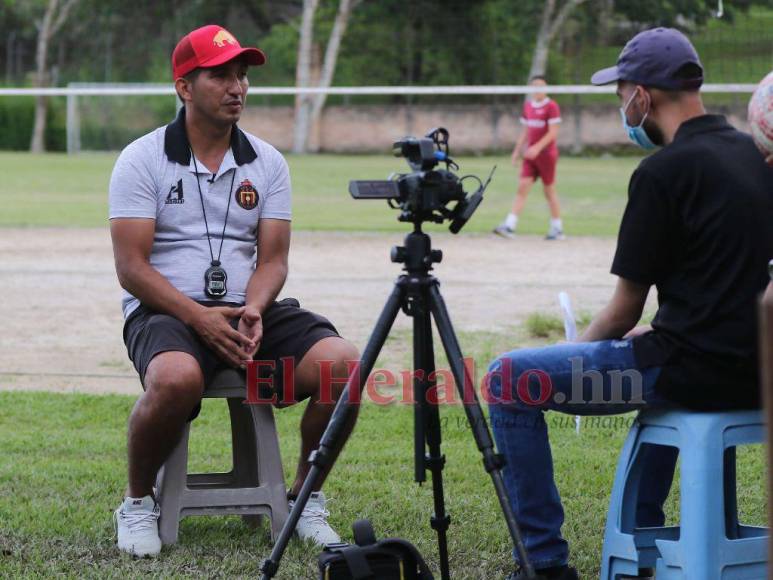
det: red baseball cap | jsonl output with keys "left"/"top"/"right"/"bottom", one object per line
{"left": 172, "top": 25, "right": 266, "bottom": 80}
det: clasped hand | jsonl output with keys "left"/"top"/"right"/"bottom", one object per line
{"left": 191, "top": 305, "right": 262, "bottom": 368}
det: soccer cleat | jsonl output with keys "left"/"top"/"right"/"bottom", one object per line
{"left": 114, "top": 495, "right": 161, "bottom": 558}
{"left": 506, "top": 565, "right": 579, "bottom": 580}
{"left": 545, "top": 226, "right": 566, "bottom": 241}
{"left": 289, "top": 491, "right": 341, "bottom": 547}
{"left": 493, "top": 224, "right": 516, "bottom": 239}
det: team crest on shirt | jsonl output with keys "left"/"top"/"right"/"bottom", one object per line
{"left": 235, "top": 179, "right": 259, "bottom": 210}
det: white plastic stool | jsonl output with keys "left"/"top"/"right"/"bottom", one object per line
{"left": 155, "top": 368, "right": 289, "bottom": 544}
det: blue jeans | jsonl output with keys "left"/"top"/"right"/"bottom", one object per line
{"left": 487, "top": 339, "right": 677, "bottom": 568}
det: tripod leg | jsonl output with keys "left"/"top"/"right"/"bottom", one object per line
{"left": 428, "top": 284, "right": 536, "bottom": 579}
{"left": 413, "top": 296, "right": 451, "bottom": 580}
{"left": 260, "top": 283, "right": 406, "bottom": 580}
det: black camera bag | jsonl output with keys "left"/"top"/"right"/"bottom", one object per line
{"left": 318, "top": 519, "right": 434, "bottom": 580}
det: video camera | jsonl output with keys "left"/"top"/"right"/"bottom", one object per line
{"left": 348, "top": 128, "right": 494, "bottom": 233}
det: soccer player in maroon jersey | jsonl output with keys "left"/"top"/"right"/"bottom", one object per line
{"left": 494, "top": 76, "right": 565, "bottom": 240}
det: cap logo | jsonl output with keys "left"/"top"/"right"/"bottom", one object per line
{"left": 213, "top": 29, "right": 237, "bottom": 48}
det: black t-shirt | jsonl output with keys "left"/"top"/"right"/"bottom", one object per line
{"left": 611, "top": 115, "right": 773, "bottom": 410}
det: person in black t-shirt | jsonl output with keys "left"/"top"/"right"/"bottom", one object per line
{"left": 488, "top": 29, "right": 773, "bottom": 580}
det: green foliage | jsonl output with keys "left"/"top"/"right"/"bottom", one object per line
{"left": 524, "top": 311, "right": 593, "bottom": 339}
{"left": 525, "top": 312, "right": 566, "bottom": 338}
{"left": 612, "top": 0, "right": 769, "bottom": 27}
{"left": 1, "top": 0, "right": 771, "bottom": 91}
{"left": 45, "top": 98, "right": 66, "bottom": 151}
{"left": 0, "top": 98, "right": 34, "bottom": 150}
{"left": 551, "top": 4, "right": 773, "bottom": 85}
{"left": 76, "top": 95, "right": 176, "bottom": 151}
{"left": 318, "top": 0, "right": 542, "bottom": 93}
{"left": 0, "top": 98, "right": 66, "bottom": 151}
{"left": 254, "top": 21, "right": 299, "bottom": 87}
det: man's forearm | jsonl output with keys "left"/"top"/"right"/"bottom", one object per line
{"left": 244, "top": 261, "right": 288, "bottom": 315}
{"left": 532, "top": 128, "right": 558, "bottom": 154}
{"left": 118, "top": 260, "right": 204, "bottom": 324}
{"left": 579, "top": 306, "right": 635, "bottom": 342}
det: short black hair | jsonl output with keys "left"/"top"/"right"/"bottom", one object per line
{"left": 658, "top": 63, "right": 703, "bottom": 100}
{"left": 673, "top": 62, "right": 703, "bottom": 89}
{"left": 529, "top": 75, "right": 547, "bottom": 83}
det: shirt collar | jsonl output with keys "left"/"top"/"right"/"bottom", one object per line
{"left": 164, "top": 106, "right": 257, "bottom": 167}
{"left": 189, "top": 148, "right": 237, "bottom": 176}
{"left": 673, "top": 114, "right": 731, "bottom": 143}
{"left": 530, "top": 97, "right": 551, "bottom": 108}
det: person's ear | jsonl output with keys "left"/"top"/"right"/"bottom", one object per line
{"left": 175, "top": 77, "right": 192, "bottom": 103}
{"left": 635, "top": 85, "right": 652, "bottom": 113}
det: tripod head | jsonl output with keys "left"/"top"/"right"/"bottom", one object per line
{"left": 349, "top": 128, "right": 495, "bottom": 233}
{"left": 390, "top": 228, "right": 444, "bottom": 275}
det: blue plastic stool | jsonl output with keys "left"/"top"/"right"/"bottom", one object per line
{"left": 601, "top": 409, "right": 768, "bottom": 579}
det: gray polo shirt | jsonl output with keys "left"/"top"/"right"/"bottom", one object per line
{"left": 109, "top": 107, "right": 291, "bottom": 319}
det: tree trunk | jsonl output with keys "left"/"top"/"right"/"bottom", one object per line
{"left": 293, "top": 0, "right": 359, "bottom": 153}
{"left": 30, "top": 0, "right": 78, "bottom": 153}
{"left": 527, "top": 0, "right": 586, "bottom": 81}
{"left": 292, "top": 0, "right": 319, "bottom": 154}
{"left": 527, "top": 0, "right": 555, "bottom": 80}
{"left": 307, "top": 0, "right": 357, "bottom": 152}
{"left": 30, "top": 0, "right": 59, "bottom": 154}
{"left": 598, "top": 0, "right": 615, "bottom": 44}
{"left": 5, "top": 31, "right": 16, "bottom": 84}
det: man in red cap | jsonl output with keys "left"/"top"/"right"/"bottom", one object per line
{"left": 109, "top": 25, "right": 359, "bottom": 557}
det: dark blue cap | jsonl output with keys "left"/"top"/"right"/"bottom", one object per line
{"left": 591, "top": 27, "right": 703, "bottom": 90}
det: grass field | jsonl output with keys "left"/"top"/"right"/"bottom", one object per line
{"left": 0, "top": 152, "right": 639, "bottom": 236}
{"left": 0, "top": 382, "right": 766, "bottom": 579}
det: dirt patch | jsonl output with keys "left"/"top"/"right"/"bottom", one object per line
{"left": 0, "top": 228, "right": 642, "bottom": 395}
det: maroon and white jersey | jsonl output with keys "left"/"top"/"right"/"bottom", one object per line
{"left": 520, "top": 98, "right": 562, "bottom": 154}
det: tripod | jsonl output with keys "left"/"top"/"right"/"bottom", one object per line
{"left": 261, "top": 226, "right": 535, "bottom": 579}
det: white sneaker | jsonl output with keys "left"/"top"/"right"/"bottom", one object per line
{"left": 545, "top": 226, "right": 566, "bottom": 240}
{"left": 114, "top": 495, "right": 161, "bottom": 557}
{"left": 493, "top": 224, "right": 516, "bottom": 239}
{"left": 289, "top": 491, "right": 341, "bottom": 547}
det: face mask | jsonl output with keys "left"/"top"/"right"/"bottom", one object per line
{"left": 620, "top": 90, "right": 656, "bottom": 150}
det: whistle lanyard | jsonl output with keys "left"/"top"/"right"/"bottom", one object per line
{"left": 190, "top": 149, "right": 236, "bottom": 267}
